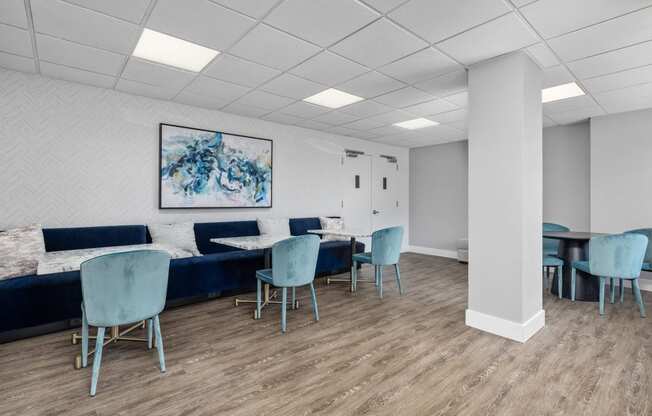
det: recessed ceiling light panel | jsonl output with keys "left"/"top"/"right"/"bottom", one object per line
{"left": 393, "top": 118, "right": 439, "bottom": 130}
{"left": 133, "top": 29, "right": 219, "bottom": 72}
{"left": 541, "top": 82, "right": 585, "bottom": 103}
{"left": 303, "top": 88, "right": 364, "bottom": 109}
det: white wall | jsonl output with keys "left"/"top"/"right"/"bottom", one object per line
{"left": 543, "top": 122, "right": 590, "bottom": 230}
{"left": 591, "top": 108, "right": 652, "bottom": 284}
{"left": 0, "top": 68, "right": 409, "bottom": 241}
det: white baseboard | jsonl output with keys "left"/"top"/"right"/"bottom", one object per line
{"left": 407, "top": 245, "right": 458, "bottom": 259}
{"left": 465, "top": 309, "right": 545, "bottom": 343}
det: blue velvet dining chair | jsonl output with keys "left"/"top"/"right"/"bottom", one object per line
{"left": 351, "top": 226, "right": 404, "bottom": 299}
{"left": 80, "top": 250, "right": 170, "bottom": 396}
{"left": 543, "top": 222, "right": 570, "bottom": 257}
{"left": 570, "top": 233, "right": 647, "bottom": 317}
{"left": 542, "top": 223, "right": 569, "bottom": 293}
{"left": 625, "top": 228, "right": 652, "bottom": 271}
{"left": 543, "top": 255, "right": 564, "bottom": 299}
{"left": 255, "top": 234, "right": 320, "bottom": 333}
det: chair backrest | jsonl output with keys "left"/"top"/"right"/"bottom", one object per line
{"left": 588, "top": 233, "right": 648, "bottom": 279}
{"left": 371, "top": 226, "right": 404, "bottom": 265}
{"left": 81, "top": 250, "right": 171, "bottom": 327}
{"left": 625, "top": 228, "right": 652, "bottom": 264}
{"left": 271, "top": 234, "right": 320, "bottom": 287}
{"left": 543, "top": 222, "right": 569, "bottom": 254}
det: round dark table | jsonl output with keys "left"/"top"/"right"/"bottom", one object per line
{"left": 543, "top": 231, "right": 607, "bottom": 302}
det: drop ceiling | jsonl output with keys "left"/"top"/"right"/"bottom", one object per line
{"left": 2, "top": 0, "right": 652, "bottom": 148}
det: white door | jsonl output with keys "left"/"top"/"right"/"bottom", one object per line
{"left": 341, "top": 152, "right": 372, "bottom": 244}
{"left": 372, "top": 155, "right": 401, "bottom": 232}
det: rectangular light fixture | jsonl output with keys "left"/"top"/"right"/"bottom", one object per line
{"left": 541, "top": 82, "right": 585, "bottom": 103}
{"left": 393, "top": 118, "right": 439, "bottom": 130}
{"left": 133, "top": 28, "right": 219, "bottom": 72}
{"left": 303, "top": 88, "right": 364, "bottom": 109}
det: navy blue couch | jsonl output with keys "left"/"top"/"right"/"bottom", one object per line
{"left": 0, "top": 217, "right": 364, "bottom": 342}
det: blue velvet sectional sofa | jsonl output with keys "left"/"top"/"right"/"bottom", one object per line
{"left": 0, "top": 217, "right": 364, "bottom": 342}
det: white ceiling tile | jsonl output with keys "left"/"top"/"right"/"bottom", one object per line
{"left": 40, "top": 61, "right": 116, "bottom": 88}
{"left": 593, "top": 81, "right": 652, "bottom": 114}
{"left": 436, "top": 13, "right": 538, "bottom": 66}
{"left": 290, "top": 51, "right": 369, "bottom": 86}
{"left": 0, "top": 51, "right": 36, "bottom": 73}
{"left": 327, "top": 126, "right": 361, "bottom": 137}
{"left": 348, "top": 130, "right": 381, "bottom": 140}
{"left": 122, "top": 58, "right": 196, "bottom": 90}
{"left": 445, "top": 120, "right": 468, "bottom": 131}
{"left": 403, "top": 98, "right": 457, "bottom": 117}
{"left": 279, "top": 101, "right": 331, "bottom": 118}
{"left": 184, "top": 75, "right": 251, "bottom": 102}
{"left": 203, "top": 54, "right": 280, "bottom": 88}
{"left": 583, "top": 65, "right": 652, "bottom": 95}
{"left": 337, "top": 71, "right": 405, "bottom": 98}
{"left": 378, "top": 47, "right": 461, "bottom": 84}
{"left": 148, "top": 0, "right": 255, "bottom": 51}
{"left": 567, "top": 40, "right": 652, "bottom": 80}
{"left": 431, "top": 108, "right": 467, "bottom": 124}
{"left": 31, "top": 0, "right": 141, "bottom": 54}
{"left": 511, "top": 0, "right": 538, "bottom": 6}
{"left": 546, "top": 104, "right": 606, "bottom": 125}
{"left": 368, "top": 124, "right": 404, "bottom": 136}
{"left": 543, "top": 94, "right": 598, "bottom": 115}
{"left": 338, "top": 100, "right": 394, "bottom": 118}
{"left": 211, "top": 0, "right": 279, "bottom": 19}
{"left": 360, "top": 0, "right": 408, "bottom": 13}
{"left": 547, "top": 7, "right": 652, "bottom": 62}
{"left": 542, "top": 65, "right": 575, "bottom": 88}
{"left": 312, "top": 111, "right": 359, "bottom": 126}
{"left": 36, "top": 34, "right": 125, "bottom": 76}
{"left": 366, "top": 109, "right": 414, "bottom": 126}
{"left": 389, "top": 0, "right": 510, "bottom": 43}
{"left": 65, "top": 0, "right": 151, "bottom": 24}
{"left": 0, "top": 24, "right": 32, "bottom": 57}
{"left": 415, "top": 69, "right": 467, "bottom": 97}
{"left": 330, "top": 18, "right": 427, "bottom": 68}
{"left": 230, "top": 24, "right": 321, "bottom": 70}
{"left": 115, "top": 78, "right": 180, "bottom": 100}
{"left": 374, "top": 86, "right": 434, "bottom": 108}
{"left": 294, "top": 119, "right": 331, "bottom": 130}
{"left": 342, "top": 117, "right": 387, "bottom": 130}
{"left": 264, "top": 0, "right": 379, "bottom": 47}
{"left": 221, "top": 102, "right": 271, "bottom": 118}
{"left": 442, "top": 91, "right": 467, "bottom": 107}
{"left": 525, "top": 43, "right": 559, "bottom": 68}
{"left": 260, "top": 73, "right": 325, "bottom": 99}
{"left": 0, "top": 0, "right": 28, "bottom": 28}
{"left": 520, "top": 0, "right": 652, "bottom": 39}
{"left": 175, "top": 90, "right": 231, "bottom": 109}
{"left": 232, "top": 90, "right": 295, "bottom": 111}
{"left": 262, "top": 112, "right": 303, "bottom": 125}
{"left": 542, "top": 115, "right": 557, "bottom": 128}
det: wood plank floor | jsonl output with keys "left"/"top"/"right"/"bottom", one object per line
{"left": 1, "top": 253, "right": 651, "bottom": 416}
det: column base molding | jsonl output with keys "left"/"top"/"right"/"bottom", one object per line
{"left": 465, "top": 308, "right": 545, "bottom": 343}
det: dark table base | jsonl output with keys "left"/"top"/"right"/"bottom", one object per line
{"left": 550, "top": 239, "right": 600, "bottom": 302}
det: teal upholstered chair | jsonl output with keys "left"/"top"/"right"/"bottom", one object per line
{"left": 625, "top": 228, "right": 652, "bottom": 271}
{"left": 352, "top": 226, "right": 404, "bottom": 299}
{"left": 543, "top": 222, "right": 570, "bottom": 257}
{"left": 80, "top": 250, "right": 170, "bottom": 396}
{"left": 570, "top": 234, "right": 647, "bottom": 317}
{"left": 255, "top": 235, "right": 320, "bottom": 333}
{"left": 543, "top": 255, "right": 564, "bottom": 299}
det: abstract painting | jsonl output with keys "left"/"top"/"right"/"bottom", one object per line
{"left": 159, "top": 123, "right": 272, "bottom": 208}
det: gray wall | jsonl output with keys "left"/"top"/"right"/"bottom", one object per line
{"left": 410, "top": 122, "right": 590, "bottom": 252}
{"left": 543, "top": 122, "right": 590, "bottom": 230}
{"left": 409, "top": 140, "right": 467, "bottom": 252}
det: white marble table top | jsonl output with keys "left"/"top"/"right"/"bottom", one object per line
{"left": 210, "top": 235, "right": 291, "bottom": 250}
{"left": 307, "top": 229, "right": 371, "bottom": 238}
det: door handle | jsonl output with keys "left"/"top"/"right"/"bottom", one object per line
{"left": 372, "top": 210, "right": 380, "bottom": 214}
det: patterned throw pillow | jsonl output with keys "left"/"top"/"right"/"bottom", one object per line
{"left": 0, "top": 224, "right": 46, "bottom": 280}
{"left": 148, "top": 222, "right": 200, "bottom": 256}
{"left": 257, "top": 218, "right": 291, "bottom": 236}
{"left": 319, "top": 217, "right": 348, "bottom": 241}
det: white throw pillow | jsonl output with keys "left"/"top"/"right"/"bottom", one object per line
{"left": 0, "top": 224, "right": 46, "bottom": 280}
{"left": 319, "top": 217, "right": 348, "bottom": 241}
{"left": 257, "top": 218, "right": 291, "bottom": 236}
{"left": 148, "top": 222, "right": 200, "bottom": 256}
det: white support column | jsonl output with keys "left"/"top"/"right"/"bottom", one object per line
{"left": 466, "top": 51, "right": 544, "bottom": 343}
